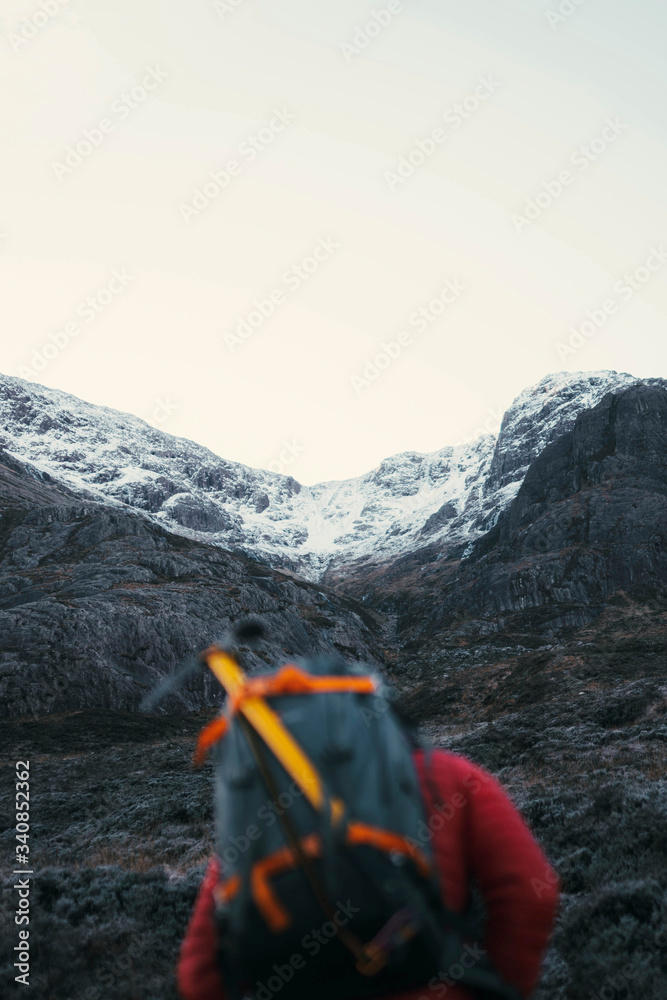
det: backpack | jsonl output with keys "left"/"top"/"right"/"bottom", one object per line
{"left": 192, "top": 627, "right": 521, "bottom": 1000}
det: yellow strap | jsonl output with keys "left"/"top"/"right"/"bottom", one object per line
{"left": 203, "top": 647, "right": 326, "bottom": 813}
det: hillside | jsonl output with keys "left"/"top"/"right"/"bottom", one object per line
{"left": 0, "top": 449, "right": 386, "bottom": 718}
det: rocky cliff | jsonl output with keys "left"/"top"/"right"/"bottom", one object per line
{"left": 0, "top": 450, "right": 386, "bottom": 718}
{"left": 329, "top": 383, "right": 666, "bottom": 691}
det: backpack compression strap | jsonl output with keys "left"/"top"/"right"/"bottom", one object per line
{"left": 194, "top": 663, "right": 377, "bottom": 762}
{"left": 193, "top": 716, "right": 229, "bottom": 765}
{"left": 195, "top": 647, "right": 376, "bottom": 818}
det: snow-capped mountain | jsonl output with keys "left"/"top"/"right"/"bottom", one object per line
{"left": 0, "top": 370, "right": 658, "bottom": 581}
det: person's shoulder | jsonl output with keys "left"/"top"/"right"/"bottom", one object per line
{"left": 412, "top": 747, "right": 490, "bottom": 787}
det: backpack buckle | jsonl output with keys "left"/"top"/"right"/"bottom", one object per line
{"left": 355, "top": 942, "right": 389, "bottom": 976}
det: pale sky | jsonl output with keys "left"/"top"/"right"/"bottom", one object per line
{"left": 1, "top": 0, "right": 666, "bottom": 483}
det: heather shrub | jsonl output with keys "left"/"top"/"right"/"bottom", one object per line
{"left": 1, "top": 865, "right": 202, "bottom": 999}
{"left": 556, "top": 880, "right": 667, "bottom": 1000}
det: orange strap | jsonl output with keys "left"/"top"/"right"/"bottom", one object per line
{"left": 346, "top": 822, "right": 432, "bottom": 878}
{"left": 203, "top": 648, "right": 325, "bottom": 811}
{"left": 228, "top": 664, "right": 377, "bottom": 714}
{"left": 248, "top": 824, "right": 431, "bottom": 932}
{"left": 193, "top": 715, "right": 228, "bottom": 766}
{"left": 193, "top": 663, "right": 377, "bottom": 765}
{"left": 213, "top": 873, "right": 241, "bottom": 906}
{"left": 251, "top": 834, "right": 322, "bottom": 932}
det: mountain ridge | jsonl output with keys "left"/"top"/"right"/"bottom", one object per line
{"left": 1, "top": 369, "right": 661, "bottom": 584}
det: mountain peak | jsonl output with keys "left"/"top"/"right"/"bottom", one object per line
{"left": 0, "top": 370, "right": 662, "bottom": 581}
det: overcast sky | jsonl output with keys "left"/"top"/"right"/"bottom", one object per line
{"left": 2, "top": 0, "right": 666, "bottom": 483}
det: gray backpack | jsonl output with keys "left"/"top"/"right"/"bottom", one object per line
{"left": 192, "top": 631, "right": 520, "bottom": 1000}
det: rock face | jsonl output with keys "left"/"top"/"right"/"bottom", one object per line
{"left": 340, "top": 383, "right": 667, "bottom": 688}
{"left": 0, "top": 451, "right": 386, "bottom": 719}
{"left": 467, "top": 381, "right": 667, "bottom": 613}
{"left": 477, "top": 382, "right": 667, "bottom": 597}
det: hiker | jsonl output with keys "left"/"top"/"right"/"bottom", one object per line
{"left": 170, "top": 635, "right": 558, "bottom": 1000}
{"left": 178, "top": 746, "right": 558, "bottom": 1000}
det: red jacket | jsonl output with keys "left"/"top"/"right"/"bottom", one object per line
{"left": 178, "top": 750, "right": 559, "bottom": 1000}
